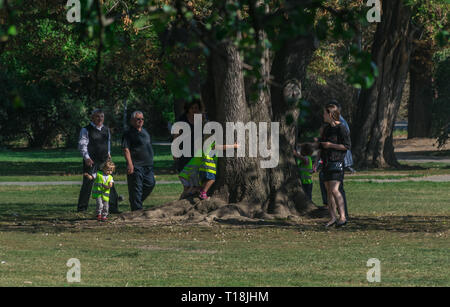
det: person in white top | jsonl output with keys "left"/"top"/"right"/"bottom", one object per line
{"left": 77, "top": 109, "right": 121, "bottom": 213}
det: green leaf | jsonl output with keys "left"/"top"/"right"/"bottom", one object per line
{"left": 8, "top": 26, "right": 17, "bottom": 36}
{"left": 134, "top": 16, "right": 149, "bottom": 29}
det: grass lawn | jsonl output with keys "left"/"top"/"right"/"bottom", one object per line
{"left": 0, "top": 180, "right": 448, "bottom": 287}
{"left": 0, "top": 145, "right": 176, "bottom": 176}
{"left": 1, "top": 146, "right": 448, "bottom": 183}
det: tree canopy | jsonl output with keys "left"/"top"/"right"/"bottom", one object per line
{"left": 0, "top": 0, "right": 448, "bottom": 150}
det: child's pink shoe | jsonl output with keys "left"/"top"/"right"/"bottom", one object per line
{"left": 101, "top": 216, "right": 108, "bottom": 222}
{"left": 97, "top": 215, "right": 102, "bottom": 221}
{"left": 199, "top": 190, "right": 209, "bottom": 200}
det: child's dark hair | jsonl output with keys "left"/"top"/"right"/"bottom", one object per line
{"left": 301, "top": 143, "right": 314, "bottom": 156}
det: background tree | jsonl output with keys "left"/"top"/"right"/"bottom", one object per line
{"left": 408, "top": 35, "right": 434, "bottom": 139}
{"left": 432, "top": 51, "right": 450, "bottom": 148}
{"left": 351, "top": 0, "right": 446, "bottom": 168}
{"left": 408, "top": 2, "right": 448, "bottom": 139}
{"left": 0, "top": 0, "right": 176, "bottom": 147}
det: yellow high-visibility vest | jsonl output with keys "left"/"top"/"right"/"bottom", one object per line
{"left": 179, "top": 149, "right": 204, "bottom": 180}
{"left": 199, "top": 142, "right": 217, "bottom": 175}
{"left": 92, "top": 171, "right": 113, "bottom": 201}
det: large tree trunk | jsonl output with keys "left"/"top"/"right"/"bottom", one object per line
{"left": 200, "top": 34, "right": 317, "bottom": 217}
{"left": 267, "top": 34, "right": 317, "bottom": 216}
{"left": 408, "top": 36, "right": 433, "bottom": 138}
{"left": 198, "top": 0, "right": 318, "bottom": 216}
{"left": 352, "top": 0, "right": 417, "bottom": 168}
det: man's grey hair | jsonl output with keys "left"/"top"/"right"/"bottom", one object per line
{"left": 91, "top": 108, "right": 104, "bottom": 116}
{"left": 131, "top": 111, "right": 144, "bottom": 120}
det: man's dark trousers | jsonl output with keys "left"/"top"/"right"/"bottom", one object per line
{"left": 319, "top": 170, "right": 349, "bottom": 219}
{"left": 127, "top": 166, "right": 155, "bottom": 211}
{"left": 77, "top": 161, "right": 119, "bottom": 212}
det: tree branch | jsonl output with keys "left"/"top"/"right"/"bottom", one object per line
{"left": 94, "top": 0, "right": 105, "bottom": 99}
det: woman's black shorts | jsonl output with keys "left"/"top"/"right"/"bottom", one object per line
{"left": 322, "top": 169, "right": 344, "bottom": 182}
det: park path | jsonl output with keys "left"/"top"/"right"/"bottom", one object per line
{"left": 345, "top": 174, "right": 450, "bottom": 183}
{"left": 1, "top": 175, "right": 450, "bottom": 186}
{"left": 396, "top": 153, "right": 450, "bottom": 164}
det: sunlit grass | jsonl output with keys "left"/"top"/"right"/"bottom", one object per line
{"left": 0, "top": 181, "right": 448, "bottom": 286}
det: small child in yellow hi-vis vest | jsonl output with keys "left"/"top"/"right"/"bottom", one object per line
{"left": 179, "top": 141, "right": 239, "bottom": 200}
{"left": 178, "top": 147, "right": 203, "bottom": 200}
{"left": 294, "top": 143, "right": 314, "bottom": 201}
{"left": 198, "top": 141, "right": 239, "bottom": 200}
{"left": 89, "top": 161, "right": 115, "bottom": 221}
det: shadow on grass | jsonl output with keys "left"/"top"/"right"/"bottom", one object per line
{"left": 319, "top": 215, "right": 450, "bottom": 233}
{"left": 215, "top": 215, "right": 449, "bottom": 233}
{"left": 1, "top": 202, "right": 448, "bottom": 234}
{"left": 0, "top": 203, "right": 90, "bottom": 221}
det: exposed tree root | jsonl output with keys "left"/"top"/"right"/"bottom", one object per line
{"left": 119, "top": 196, "right": 326, "bottom": 226}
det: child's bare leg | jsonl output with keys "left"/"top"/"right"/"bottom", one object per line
{"left": 202, "top": 180, "right": 215, "bottom": 194}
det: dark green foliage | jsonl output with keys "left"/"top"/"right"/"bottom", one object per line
{"left": 0, "top": 1, "right": 177, "bottom": 148}
{"left": 0, "top": 16, "right": 95, "bottom": 147}
{"left": 1, "top": 0, "right": 445, "bottom": 149}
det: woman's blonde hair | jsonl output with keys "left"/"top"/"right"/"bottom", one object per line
{"left": 325, "top": 103, "right": 340, "bottom": 122}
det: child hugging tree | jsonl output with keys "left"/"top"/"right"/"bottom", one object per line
{"left": 88, "top": 160, "right": 115, "bottom": 221}
{"left": 294, "top": 143, "right": 314, "bottom": 201}
{"left": 198, "top": 140, "right": 239, "bottom": 200}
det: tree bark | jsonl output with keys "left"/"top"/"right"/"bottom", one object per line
{"left": 267, "top": 34, "right": 317, "bottom": 216}
{"left": 201, "top": 33, "right": 317, "bottom": 217}
{"left": 352, "top": 0, "right": 417, "bottom": 168}
{"left": 408, "top": 36, "right": 433, "bottom": 138}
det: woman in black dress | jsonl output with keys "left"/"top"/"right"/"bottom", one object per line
{"left": 318, "top": 104, "right": 351, "bottom": 227}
